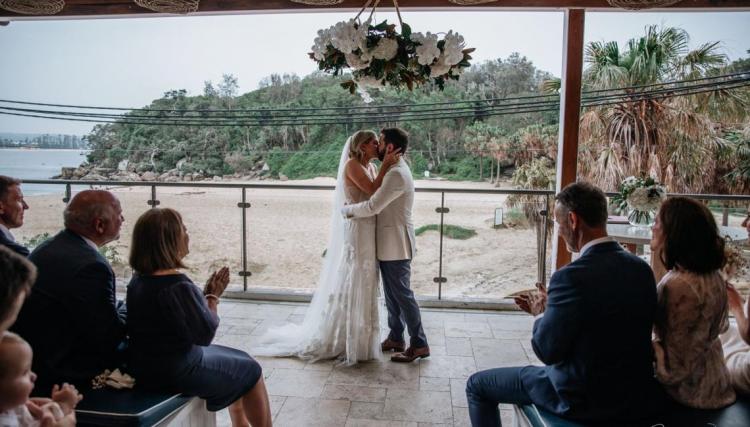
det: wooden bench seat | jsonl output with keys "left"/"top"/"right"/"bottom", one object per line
{"left": 521, "top": 396, "right": 750, "bottom": 427}
{"left": 75, "top": 388, "right": 215, "bottom": 427}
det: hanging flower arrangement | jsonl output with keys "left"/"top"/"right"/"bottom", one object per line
{"left": 308, "top": 0, "right": 474, "bottom": 94}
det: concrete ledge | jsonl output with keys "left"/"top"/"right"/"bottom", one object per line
{"left": 223, "top": 288, "right": 521, "bottom": 311}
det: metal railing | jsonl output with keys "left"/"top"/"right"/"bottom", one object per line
{"left": 23, "top": 179, "right": 555, "bottom": 299}
{"left": 21, "top": 179, "right": 750, "bottom": 300}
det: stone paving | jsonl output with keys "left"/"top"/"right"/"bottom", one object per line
{"left": 213, "top": 299, "right": 541, "bottom": 427}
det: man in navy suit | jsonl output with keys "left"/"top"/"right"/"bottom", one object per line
{"left": 0, "top": 175, "right": 30, "bottom": 257}
{"left": 12, "top": 189, "right": 127, "bottom": 395}
{"left": 465, "top": 182, "right": 663, "bottom": 426}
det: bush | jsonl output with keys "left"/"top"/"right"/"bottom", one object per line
{"left": 415, "top": 224, "right": 477, "bottom": 239}
{"left": 433, "top": 156, "right": 486, "bottom": 181}
{"left": 22, "top": 232, "right": 51, "bottom": 250}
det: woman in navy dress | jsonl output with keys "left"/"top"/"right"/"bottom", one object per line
{"left": 126, "top": 208, "right": 272, "bottom": 427}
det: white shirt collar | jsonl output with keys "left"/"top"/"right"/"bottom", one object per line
{"left": 0, "top": 223, "right": 14, "bottom": 242}
{"left": 69, "top": 230, "right": 98, "bottom": 250}
{"left": 579, "top": 236, "right": 616, "bottom": 255}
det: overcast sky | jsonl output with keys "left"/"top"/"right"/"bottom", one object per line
{"left": 0, "top": 10, "right": 748, "bottom": 135}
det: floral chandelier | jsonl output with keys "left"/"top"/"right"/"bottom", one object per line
{"left": 309, "top": 0, "right": 474, "bottom": 96}
{"left": 0, "top": 0, "right": 64, "bottom": 15}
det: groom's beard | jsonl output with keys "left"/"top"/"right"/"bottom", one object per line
{"left": 377, "top": 148, "right": 385, "bottom": 161}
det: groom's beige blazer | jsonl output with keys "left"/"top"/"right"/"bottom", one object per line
{"left": 342, "top": 158, "right": 416, "bottom": 261}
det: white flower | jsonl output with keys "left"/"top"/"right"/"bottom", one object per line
{"left": 311, "top": 28, "right": 333, "bottom": 61}
{"left": 356, "top": 86, "right": 374, "bottom": 103}
{"left": 626, "top": 186, "right": 666, "bottom": 211}
{"left": 345, "top": 52, "right": 371, "bottom": 70}
{"left": 371, "top": 37, "right": 398, "bottom": 61}
{"left": 442, "top": 30, "right": 466, "bottom": 66}
{"left": 429, "top": 54, "right": 451, "bottom": 78}
{"left": 330, "top": 19, "right": 365, "bottom": 54}
{"left": 355, "top": 75, "right": 385, "bottom": 89}
{"left": 411, "top": 32, "right": 440, "bottom": 66}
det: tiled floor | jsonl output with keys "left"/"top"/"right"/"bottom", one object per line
{"left": 213, "top": 300, "right": 541, "bottom": 427}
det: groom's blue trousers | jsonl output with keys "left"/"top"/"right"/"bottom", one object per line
{"left": 379, "top": 260, "right": 428, "bottom": 348}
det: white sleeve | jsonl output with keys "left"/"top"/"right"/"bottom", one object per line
{"left": 341, "top": 170, "right": 405, "bottom": 219}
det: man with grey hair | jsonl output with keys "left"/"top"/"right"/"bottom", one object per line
{"left": 12, "top": 190, "right": 127, "bottom": 395}
{"left": 0, "top": 175, "right": 30, "bottom": 256}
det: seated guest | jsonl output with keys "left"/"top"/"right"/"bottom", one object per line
{"left": 0, "top": 332, "right": 82, "bottom": 427}
{"left": 465, "top": 182, "right": 664, "bottom": 426}
{"left": 722, "top": 285, "right": 750, "bottom": 395}
{"left": 651, "top": 196, "right": 735, "bottom": 408}
{"left": 12, "top": 190, "right": 127, "bottom": 395}
{"left": 127, "top": 208, "right": 272, "bottom": 427}
{"left": 0, "top": 246, "right": 36, "bottom": 333}
{"left": 0, "top": 176, "right": 30, "bottom": 257}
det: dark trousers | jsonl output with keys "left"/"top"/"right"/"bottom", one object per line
{"left": 465, "top": 367, "right": 532, "bottom": 427}
{"left": 379, "top": 259, "right": 428, "bottom": 348}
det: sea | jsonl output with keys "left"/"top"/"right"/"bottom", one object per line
{"left": 0, "top": 149, "right": 88, "bottom": 196}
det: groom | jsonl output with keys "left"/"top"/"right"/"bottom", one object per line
{"left": 342, "top": 127, "right": 429, "bottom": 363}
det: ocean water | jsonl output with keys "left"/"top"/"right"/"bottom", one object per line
{"left": 0, "top": 149, "right": 88, "bottom": 195}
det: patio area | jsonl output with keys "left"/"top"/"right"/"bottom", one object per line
{"left": 211, "top": 299, "right": 539, "bottom": 426}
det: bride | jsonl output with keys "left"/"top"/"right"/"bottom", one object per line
{"left": 255, "top": 130, "right": 400, "bottom": 365}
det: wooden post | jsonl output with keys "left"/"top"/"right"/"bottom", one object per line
{"left": 552, "top": 8, "right": 586, "bottom": 270}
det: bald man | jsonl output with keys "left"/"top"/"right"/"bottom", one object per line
{"left": 12, "top": 190, "right": 127, "bottom": 395}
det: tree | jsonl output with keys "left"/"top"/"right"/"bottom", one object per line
{"left": 203, "top": 81, "right": 218, "bottom": 97}
{"left": 564, "top": 25, "right": 749, "bottom": 193}
{"left": 218, "top": 74, "right": 239, "bottom": 98}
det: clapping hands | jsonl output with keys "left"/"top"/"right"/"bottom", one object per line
{"left": 727, "top": 282, "right": 745, "bottom": 315}
{"left": 204, "top": 266, "right": 230, "bottom": 297}
{"left": 51, "top": 383, "right": 83, "bottom": 414}
{"left": 514, "top": 282, "right": 548, "bottom": 316}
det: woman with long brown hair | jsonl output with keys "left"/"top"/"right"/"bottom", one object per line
{"left": 127, "top": 208, "right": 271, "bottom": 427}
{"left": 651, "top": 197, "right": 735, "bottom": 409}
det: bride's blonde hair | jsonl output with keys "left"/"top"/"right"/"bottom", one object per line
{"left": 348, "top": 130, "right": 378, "bottom": 162}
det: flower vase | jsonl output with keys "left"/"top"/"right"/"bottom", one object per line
{"left": 627, "top": 208, "right": 656, "bottom": 227}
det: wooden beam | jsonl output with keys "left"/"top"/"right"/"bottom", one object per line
{"left": 553, "top": 8, "right": 585, "bottom": 270}
{"left": 1, "top": 0, "right": 748, "bottom": 19}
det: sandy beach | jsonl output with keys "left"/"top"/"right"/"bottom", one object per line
{"left": 15, "top": 177, "right": 750, "bottom": 299}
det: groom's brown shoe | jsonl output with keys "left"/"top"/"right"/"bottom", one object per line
{"left": 381, "top": 338, "right": 406, "bottom": 352}
{"left": 391, "top": 346, "right": 430, "bottom": 363}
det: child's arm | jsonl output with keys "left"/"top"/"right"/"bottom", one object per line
{"left": 50, "top": 384, "right": 83, "bottom": 415}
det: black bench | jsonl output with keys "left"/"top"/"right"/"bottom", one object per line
{"left": 521, "top": 396, "right": 750, "bottom": 427}
{"left": 75, "top": 388, "right": 192, "bottom": 427}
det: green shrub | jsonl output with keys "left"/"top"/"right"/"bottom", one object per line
{"left": 98, "top": 244, "right": 123, "bottom": 267}
{"left": 22, "top": 232, "right": 51, "bottom": 250}
{"left": 415, "top": 224, "right": 477, "bottom": 239}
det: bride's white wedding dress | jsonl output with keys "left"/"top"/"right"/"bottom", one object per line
{"left": 254, "top": 139, "right": 381, "bottom": 365}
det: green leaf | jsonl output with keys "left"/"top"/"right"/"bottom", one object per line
{"left": 402, "top": 23, "right": 412, "bottom": 39}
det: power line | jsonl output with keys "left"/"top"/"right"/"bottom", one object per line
{"left": 1, "top": 71, "right": 745, "bottom": 113}
{"left": 0, "top": 74, "right": 747, "bottom": 127}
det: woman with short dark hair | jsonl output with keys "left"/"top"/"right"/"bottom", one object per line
{"left": 127, "top": 208, "right": 271, "bottom": 427}
{"left": 651, "top": 197, "right": 735, "bottom": 409}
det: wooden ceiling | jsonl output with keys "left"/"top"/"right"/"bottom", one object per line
{"left": 1, "top": 0, "right": 748, "bottom": 19}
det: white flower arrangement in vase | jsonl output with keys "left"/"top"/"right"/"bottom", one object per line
{"left": 611, "top": 176, "right": 667, "bottom": 227}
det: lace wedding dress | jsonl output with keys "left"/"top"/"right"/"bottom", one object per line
{"left": 254, "top": 139, "right": 381, "bottom": 365}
